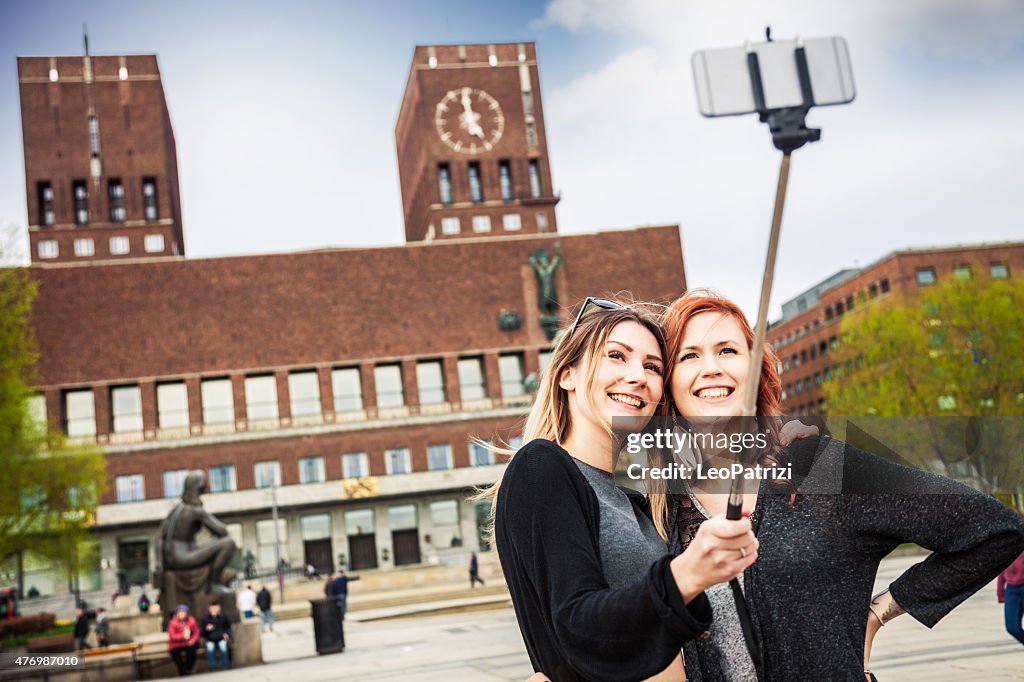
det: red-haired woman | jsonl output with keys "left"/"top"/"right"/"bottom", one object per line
{"left": 648, "top": 289, "right": 1024, "bottom": 681}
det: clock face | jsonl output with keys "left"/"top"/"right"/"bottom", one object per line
{"left": 434, "top": 87, "right": 505, "bottom": 154}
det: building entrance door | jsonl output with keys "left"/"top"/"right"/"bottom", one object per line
{"left": 347, "top": 535, "right": 377, "bottom": 570}
{"left": 392, "top": 529, "right": 421, "bottom": 566}
{"left": 304, "top": 539, "right": 333, "bottom": 576}
{"left": 117, "top": 539, "right": 150, "bottom": 587}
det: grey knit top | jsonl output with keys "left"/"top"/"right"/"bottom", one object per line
{"left": 667, "top": 436, "right": 1024, "bottom": 682}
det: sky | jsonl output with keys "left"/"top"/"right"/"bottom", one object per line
{"left": 1, "top": 0, "right": 1022, "bottom": 320}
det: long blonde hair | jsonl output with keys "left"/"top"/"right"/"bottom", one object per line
{"left": 473, "top": 299, "right": 669, "bottom": 544}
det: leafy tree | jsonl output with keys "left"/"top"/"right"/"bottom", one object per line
{"left": 825, "top": 276, "right": 1024, "bottom": 504}
{"left": 0, "top": 266, "right": 106, "bottom": 593}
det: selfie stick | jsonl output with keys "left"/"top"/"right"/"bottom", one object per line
{"left": 726, "top": 38, "right": 821, "bottom": 522}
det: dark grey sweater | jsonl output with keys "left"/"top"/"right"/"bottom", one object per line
{"left": 668, "top": 436, "right": 1024, "bottom": 682}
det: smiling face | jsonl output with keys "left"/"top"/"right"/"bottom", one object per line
{"left": 671, "top": 311, "right": 751, "bottom": 426}
{"left": 561, "top": 320, "right": 665, "bottom": 440}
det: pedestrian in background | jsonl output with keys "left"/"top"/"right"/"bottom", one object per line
{"left": 95, "top": 607, "right": 110, "bottom": 647}
{"left": 73, "top": 607, "right": 91, "bottom": 650}
{"left": 469, "top": 552, "right": 485, "bottom": 588}
{"left": 237, "top": 584, "right": 256, "bottom": 619}
{"left": 167, "top": 605, "right": 199, "bottom": 676}
{"left": 998, "top": 550, "right": 1024, "bottom": 646}
{"left": 330, "top": 568, "right": 360, "bottom": 621}
{"left": 256, "top": 584, "right": 274, "bottom": 632}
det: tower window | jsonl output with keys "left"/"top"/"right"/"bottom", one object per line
{"left": 502, "top": 213, "right": 522, "bottom": 231}
{"left": 144, "top": 234, "right": 165, "bottom": 253}
{"left": 441, "top": 217, "right": 460, "bottom": 235}
{"left": 472, "top": 215, "right": 491, "bottom": 233}
{"left": 110, "top": 236, "right": 130, "bottom": 255}
{"left": 499, "top": 161, "right": 513, "bottom": 200}
{"left": 37, "top": 182, "right": 54, "bottom": 226}
{"left": 528, "top": 160, "right": 541, "bottom": 198}
{"left": 438, "top": 164, "right": 452, "bottom": 204}
{"left": 526, "top": 120, "right": 537, "bottom": 146}
{"left": 38, "top": 240, "right": 59, "bottom": 259}
{"left": 142, "top": 177, "right": 158, "bottom": 220}
{"left": 108, "top": 179, "right": 126, "bottom": 222}
{"left": 536, "top": 212, "right": 548, "bottom": 230}
{"left": 87, "top": 115, "right": 101, "bottom": 157}
{"left": 73, "top": 181, "right": 89, "bottom": 225}
{"left": 73, "top": 238, "right": 94, "bottom": 257}
{"left": 468, "top": 162, "right": 483, "bottom": 203}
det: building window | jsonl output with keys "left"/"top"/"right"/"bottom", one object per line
{"left": 835, "top": 301, "right": 845, "bottom": 316}
{"left": 528, "top": 160, "right": 541, "bottom": 198}
{"left": 845, "top": 296, "right": 854, "bottom": 312}
{"left": 256, "top": 518, "right": 288, "bottom": 568}
{"left": 440, "top": 217, "right": 460, "bottom": 235}
{"left": 502, "top": 213, "right": 522, "bottom": 231}
{"left": 331, "top": 367, "right": 363, "bottom": 412}
{"left": 385, "top": 447, "right": 411, "bottom": 475}
{"left": 87, "top": 115, "right": 101, "bottom": 157}
{"left": 991, "top": 262, "right": 1009, "bottom": 279}
{"left": 108, "top": 179, "right": 126, "bottom": 222}
{"left": 952, "top": 264, "right": 972, "bottom": 281}
{"left": 73, "top": 181, "right": 89, "bottom": 224}
{"left": 201, "top": 378, "right": 234, "bottom": 425}
{"left": 472, "top": 215, "right": 491, "bottom": 232}
{"left": 209, "top": 465, "right": 236, "bottom": 493}
{"left": 536, "top": 212, "right": 548, "bottom": 230}
{"left": 115, "top": 474, "right": 145, "bottom": 503}
{"left": 142, "top": 177, "right": 158, "bottom": 220}
{"left": 163, "top": 469, "right": 189, "bottom": 498}
{"left": 374, "top": 365, "right": 404, "bottom": 408}
{"left": 430, "top": 500, "right": 462, "bottom": 548}
{"left": 288, "top": 370, "right": 321, "bottom": 418}
{"left": 301, "top": 514, "right": 330, "bottom": 542}
{"left": 468, "top": 162, "right": 483, "bottom": 202}
{"left": 37, "top": 182, "right": 54, "bottom": 226}
{"left": 916, "top": 267, "right": 936, "bottom": 286}
{"left": 245, "top": 374, "right": 279, "bottom": 421}
{"left": 868, "top": 283, "right": 878, "bottom": 299}
{"left": 37, "top": 240, "right": 58, "bottom": 259}
{"left": 538, "top": 351, "right": 553, "bottom": 377}
{"left": 109, "top": 236, "right": 130, "bottom": 255}
{"left": 470, "top": 440, "right": 494, "bottom": 466}
{"left": 427, "top": 444, "right": 453, "bottom": 471}
{"left": 825, "top": 306, "right": 833, "bottom": 321}
{"left": 499, "top": 354, "right": 526, "bottom": 397}
{"left": 814, "top": 372, "right": 822, "bottom": 386}
{"left": 111, "top": 385, "right": 143, "bottom": 433}
{"left": 254, "top": 461, "right": 281, "bottom": 488}
{"left": 144, "top": 234, "right": 165, "bottom": 253}
{"left": 74, "top": 238, "right": 94, "bottom": 257}
{"left": 457, "top": 357, "right": 486, "bottom": 401}
{"left": 63, "top": 387, "right": 96, "bottom": 436}
{"left": 298, "top": 456, "right": 325, "bottom": 484}
{"left": 499, "top": 160, "right": 513, "bottom": 200}
{"left": 438, "top": 163, "right": 452, "bottom": 204}
{"left": 526, "top": 120, "right": 537, "bottom": 146}
{"left": 158, "top": 381, "right": 194, "bottom": 432}
{"left": 880, "top": 278, "right": 890, "bottom": 293}
{"left": 342, "top": 452, "right": 369, "bottom": 478}
{"left": 416, "top": 360, "right": 445, "bottom": 404}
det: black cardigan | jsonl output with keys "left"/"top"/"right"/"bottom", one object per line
{"left": 669, "top": 435, "right": 1024, "bottom": 681}
{"left": 496, "top": 438, "right": 713, "bottom": 682}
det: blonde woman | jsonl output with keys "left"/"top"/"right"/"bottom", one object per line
{"left": 486, "top": 298, "right": 759, "bottom": 682}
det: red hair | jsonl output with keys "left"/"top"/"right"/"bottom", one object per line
{"left": 663, "top": 289, "right": 783, "bottom": 439}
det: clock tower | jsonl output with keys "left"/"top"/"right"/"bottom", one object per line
{"left": 395, "top": 43, "right": 559, "bottom": 242}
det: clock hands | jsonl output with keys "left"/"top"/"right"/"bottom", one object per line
{"left": 460, "top": 87, "right": 486, "bottom": 139}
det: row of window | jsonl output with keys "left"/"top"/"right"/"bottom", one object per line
{"left": 780, "top": 336, "right": 839, "bottom": 373}
{"left": 112, "top": 438, "right": 516, "bottom": 503}
{"left": 824, "top": 278, "right": 891, "bottom": 322}
{"left": 60, "top": 355, "right": 530, "bottom": 438}
{"left": 37, "top": 234, "right": 165, "bottom": 260}
{"left": 916, "top": 262, "right": 1009, "bottom": 286}
{"left": 438, "top": 160, "right": 542, "bottom": 205}
{"left": 438, "top": 211, "right": 547, "bottom": 236}
{"left": 783, "top": 362, "right": 854, "bottom": 401}
{"left": 47, "top": 63, "right": 132, "bottom": 83}
{"left": 37, "top": 178, "right": 158, "bottom": 227}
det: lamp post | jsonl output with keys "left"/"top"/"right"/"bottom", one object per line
{"left": 271, "top": 481, "right": 285, "bottom": 604}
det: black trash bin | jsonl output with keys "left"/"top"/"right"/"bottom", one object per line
{"left": 310, "top": 597, "right": 345, "bottom": 654}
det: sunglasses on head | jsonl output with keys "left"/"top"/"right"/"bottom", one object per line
{"left": 566, "top": 297, "right": 627, "bottom": 338}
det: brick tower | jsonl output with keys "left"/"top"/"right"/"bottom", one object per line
{"left": 18, "top": 52, "right": 184, "bottom": 264}
{"left": 395, "top": 43, "right": 560, "bottom": 242}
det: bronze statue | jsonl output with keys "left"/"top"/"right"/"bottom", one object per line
{"left": 154, "top": 471, "right": 238, "bottom": 627}
{"left": 529, "top": 245, "right": 562, "bottom": 315}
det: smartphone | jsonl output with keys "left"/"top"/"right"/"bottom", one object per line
{"left": 692, "top": 37, "right": 855, "bottom": 117}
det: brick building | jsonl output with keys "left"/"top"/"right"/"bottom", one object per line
{"left": 14, "top": 43, "right": 688, "bottom": 598}
{"left": 768, "top": 242, "right": 1024, "bottom": 417}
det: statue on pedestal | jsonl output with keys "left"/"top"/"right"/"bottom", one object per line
{"left": 154, "top": 471, "right": 238, "bottom": 628}
{"left": 529, "top": 245, "right": 563, "bottom": 341}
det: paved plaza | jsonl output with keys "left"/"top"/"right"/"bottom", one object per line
{"left": 187, "top": 556, "right": 1022, "bottom": 681}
